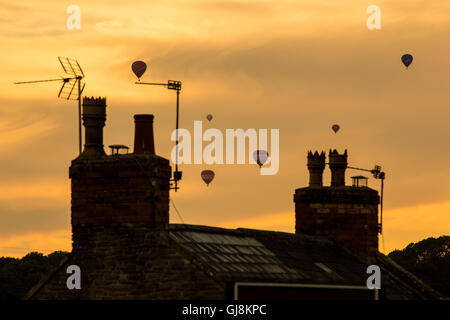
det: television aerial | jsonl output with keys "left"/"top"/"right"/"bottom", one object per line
{"left": 132, "top": 60, "right": 183, "bottom": 191}
{"left": 14, "top": 57, "right": 86, "bottom": 154}
{"left": 348, "top": 164, "right": 386, "bottom": 234}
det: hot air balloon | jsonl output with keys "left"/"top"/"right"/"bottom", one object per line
{"left": 401, "top": 54, "right": 413, "bottom": 69}
{"left": 206, "top": 114, "right": 213, "bottom": 122}
{"left": 253, "top": 150, "right": 269, "bottom": 168}
{"left": 201, "top": 170, "right": 215, "bottom": 186}
{"left": 332, "top": 124, "right": 340, "bottom": 134}
{"left": 132, "top": 61, "right": 147, "bottom": 80}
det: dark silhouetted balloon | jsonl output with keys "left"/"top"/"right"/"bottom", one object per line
{"left": 132, "top": 61, "right": 147, "bottom": 80}
{"left": 201, "top": 170, "right": 215, "bottom": 186}
{"left": 401, "top": 54, "right": 413, "bottom": 68}
{"left": 253, "top": 150, "right": 269, "bottom": 167}
{"left": 206, "top": 114, "right": 213, "bottom": 122}
{"left": 332, "top": 124, "right": 340, "bottom": 133}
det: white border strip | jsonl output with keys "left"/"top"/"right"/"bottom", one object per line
{"left": 234, "top": 282, "right": 377, "bottom": 300}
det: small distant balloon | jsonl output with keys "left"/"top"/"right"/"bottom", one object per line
{"left": 201, "top": 170, "right": 215, "bottom": 186}
{"left": 332, "top": 124, "right": 340, "bottom": 134}
{"left": 132, "top": 61, "right": 147, "bottom": 80}
{"left": 206, "top": 114, "right": 213, "bottom": 122}
{"left": 253, "top": 150, "right": 269, "bottom": 168}
{"left": 401, "top": 54, "right": 413, "bottom": 69}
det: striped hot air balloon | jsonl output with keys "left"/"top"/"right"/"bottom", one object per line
{"left": 132, "top": 61, "right": 147, "bottom": 80}
{"left": 253, "top": 150, "right": 269, "bottom": 168}
{"left": 201, "top": 170, "right": 215, "bottom": 186}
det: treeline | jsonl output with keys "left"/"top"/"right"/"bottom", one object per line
{"left": 0, "top": 236, "right": 448, "bottom": 299}
{"left": 0, "top": 251, "right": 68, "bottom": 300}
{"left": 388, "top": 235, "right": 449, "bottom": 297}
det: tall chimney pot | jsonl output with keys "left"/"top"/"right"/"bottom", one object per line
{"left": 134, "top": 114, "right": 155, "bottom": 155}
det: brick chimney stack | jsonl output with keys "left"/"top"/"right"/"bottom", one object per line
{"left": 134, "top": 114, "right": 155, "bottom": 154}
{"left": 329, "top": 149, "right": 347, "bottom": 187}
{"left": 307, "top": 151, "right": 326, "bottom": 187}
{"left": 82, "top": 97, "right": 106, "bottom": 156}
{"left": 70, "top": 100, "right": 171, "bottom": 257}
{"left": 294, "top": 150, "right": 379, "bottom": 260}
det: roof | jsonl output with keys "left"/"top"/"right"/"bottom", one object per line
{"left": 170, "top": 224, "right": 368, "bottom": 285}
{"left": 169, "top": 224, "right": 442, "bottom": 299}
{"left": 24, "top": 223, "right": 442, "bottom": 300}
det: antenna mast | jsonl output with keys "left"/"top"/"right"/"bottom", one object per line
{"left": 135, "top": 79, "right": 183, "bottom": 192}
{"left": 14, "top": 57, "right": 86, "bottom": 154}
{"left": 348, "top": 165, "right": 386, "bottom": 233}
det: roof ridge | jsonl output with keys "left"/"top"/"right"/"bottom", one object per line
{"left": 376, "top": 252, "right": 443, "bottom": 299}
{"left": 23, "top": 253, "right": 72, "bottom": 300}
{"left": 169, "top": 224, "right": 336, "bottom": 245}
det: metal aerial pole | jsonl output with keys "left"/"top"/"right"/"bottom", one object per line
{"left": 175, "top": 87, "right": 180, "bottom": 187}
{"left": 78, "top": 77, "right": 82, "bottom": 154}
{"left": 347, "top": 164, "right": 386, "bottom": 234}
{"left": 135, "top": 79, "right": 183, "bottom": 191}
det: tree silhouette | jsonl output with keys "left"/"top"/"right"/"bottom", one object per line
{"left": 388, "top": 236, "right": 450, "bottom": 297}
{"left": 0, "top": 251, "right": 68, "bottom": 300}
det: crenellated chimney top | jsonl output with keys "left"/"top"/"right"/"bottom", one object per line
{"left": 328, "top": 149, "right": 347, "bottom": 187}
{"left": 134, "top": 114, "right": 155, "bottom": 155}
{"left": 307, "top": 151, "right": 326, "bottom": 187}
{"left": 294, "top": 149, "right": 380, "bottom": 259}
{"left": 82, "top": 96, "right": 106, "bottom": 156}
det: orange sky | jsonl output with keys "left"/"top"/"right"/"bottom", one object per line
{"left": 0, "top": 0, "right": 449, "bottom": 257}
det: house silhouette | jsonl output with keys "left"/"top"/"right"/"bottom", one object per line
{"left": 25, "top": 97, "right": 441, "bottom": 300}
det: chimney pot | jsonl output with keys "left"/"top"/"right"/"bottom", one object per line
{"left": 329, "top": 149, "right": 348, "bottom": 186}
{"left": 134, "top": 114, "right": 155, "bottom": 155}
{"left": 307, "top": 150, "right": 326, "bottom": 187}
{"left": 82, "top": 97, "right": 106, "bottom": 156}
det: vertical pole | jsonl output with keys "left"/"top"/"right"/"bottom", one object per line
{"left": 175, "top": 87, "right": 180, "bottom": 191}
{"left": 78, "top": 79, "right": 82, "bottom": 154}
{"left": 379, "top": 178, "right": 384, "bottom": 234}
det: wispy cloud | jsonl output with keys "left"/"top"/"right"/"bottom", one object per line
{"left": 0, "top": 0, "right": 449, "bottom": 256}
{"left": 0, "top": 230, "right": 71, "bottom": 258}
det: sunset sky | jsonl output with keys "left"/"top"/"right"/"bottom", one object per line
{"left": 0, "top": 0, "right": 449, "bottom": 257}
